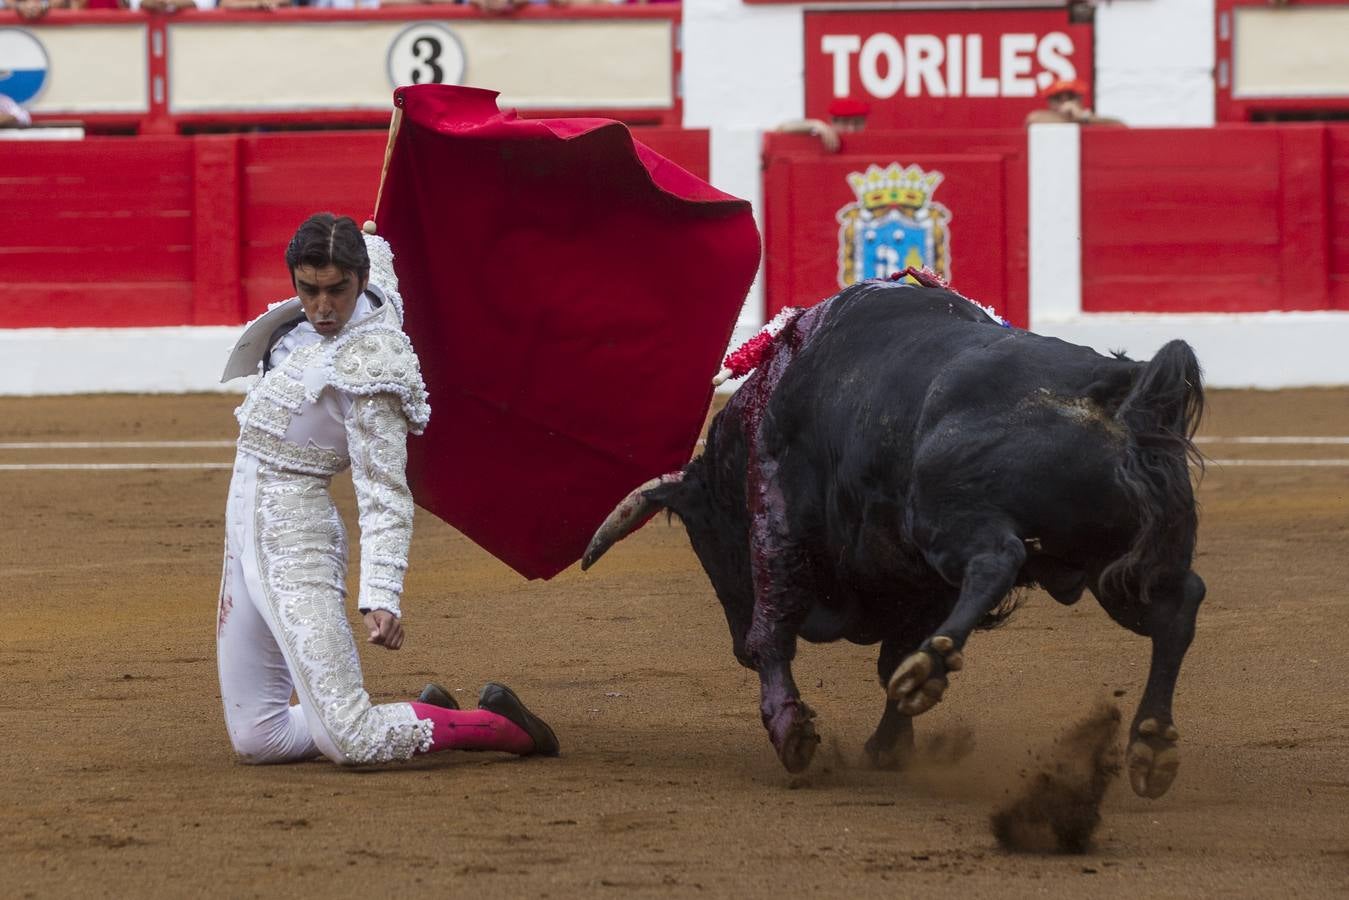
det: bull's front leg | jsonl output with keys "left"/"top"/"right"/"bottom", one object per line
{"left": 744, "top": 559, "right": 819, "bottom": 774}
{"left": 864, "top": 638, "right": 915, "bottom": 770}
{"left": 744, "top": 459, "right": 819, "bottom": 774}
{"left": 889, "top": 527, "right": 1027, "bottom": 716}
{"left": 754, "top": 652, "right": 818, "bottom": 774}
{"left": 1125, "top": 569, "right": 1205, "bottom": 798}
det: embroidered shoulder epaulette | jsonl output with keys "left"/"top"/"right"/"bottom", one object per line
{"left": 331, "top": 312, "right": 430, "bottom": 434}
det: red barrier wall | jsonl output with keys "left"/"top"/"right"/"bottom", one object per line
{"left": 1332, "top": 127, "right": 1349, "bottom": 308}
{"left": 762, "top": 130, "right": 1029, "bottom": 326}
{"left": 0, "top": 128, "right": 709, "bottom": 328}
{"left": 1081, "top": 124, "right": 1349, "bottom": 313}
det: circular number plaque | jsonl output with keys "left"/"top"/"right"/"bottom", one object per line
{"left": 387, "top": 23, "right": 466, "bottom": 89}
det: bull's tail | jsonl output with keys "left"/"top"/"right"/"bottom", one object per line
{"left": 1101, "top": 340, "right": 1205, "bottom": 604}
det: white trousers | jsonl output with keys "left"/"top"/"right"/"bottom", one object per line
{"left": 216, "top": 454, "right": 432, "bottom": 765}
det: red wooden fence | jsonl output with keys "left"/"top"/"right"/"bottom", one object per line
{"left": 8, "top": 124, "right": 1347, "bottom": 330}
{"left": 1080, "top": 124, "right": 1349, "bottom": 313}
{"left": 762, "top": 130, "right": 1029, "bottom": 326}
{"left": 0, "top": 128, "right": 710, "bottom": 328}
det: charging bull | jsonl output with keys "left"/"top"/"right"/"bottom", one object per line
{"left": 583, "top": 279, "right": 1206, "bottom": 800}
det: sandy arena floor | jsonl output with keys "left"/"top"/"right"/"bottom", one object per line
{"left": 1, "top": 390, "right": 1346, "bottom": 898}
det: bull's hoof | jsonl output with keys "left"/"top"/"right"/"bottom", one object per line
{"left": 887, "top": 636, "right": 962, "bottom": 716}
{"left": 779, "top": 714, "right": 821, "bottom": 774}
{"left": 765, "top": 701, "right": 820, "bottom": 774}
{"left": 863, "top": 735, "right": 913, "bottom": 771}
{"left": 781, "top": 719, "right": 820, "bottom": 774}
{"left": 1127, "top": 717, "right": 1180, "bottom": 798}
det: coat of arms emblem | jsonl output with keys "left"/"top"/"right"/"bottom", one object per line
{"left": 837, "top": 163, "right": 952, "bottom": 287}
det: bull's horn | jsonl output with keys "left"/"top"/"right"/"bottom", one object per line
{"left": 581, "top": 472, "right": 684, "bottom": 571}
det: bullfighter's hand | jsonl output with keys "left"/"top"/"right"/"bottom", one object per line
{"left": 363, "top": 610, "right": 404, "bottom": 650}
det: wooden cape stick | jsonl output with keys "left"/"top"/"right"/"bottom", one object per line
{"left": 364, "top": 105, "right": 405, "bottom": 235}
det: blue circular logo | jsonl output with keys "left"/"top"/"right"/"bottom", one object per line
{"left": 0, "top": 29, "right": 50, "bottom": 106}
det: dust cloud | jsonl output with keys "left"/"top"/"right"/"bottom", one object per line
{"left": 990, "top": 703, "right": 1122, "bottom": 854}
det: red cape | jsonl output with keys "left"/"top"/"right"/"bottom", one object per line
{"left": 376, "top": 85, "right": 761, "bottom": 579}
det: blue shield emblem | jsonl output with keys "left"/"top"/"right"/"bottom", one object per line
{"left": 858, "top": 210, "right": 936, "bottom": 282}
{"left": 837, "top": 163, "right": 951, "bottom": 288}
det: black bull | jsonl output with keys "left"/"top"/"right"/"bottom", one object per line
{"left": 584, "top": 282, "right": 1206, "bottom": 800}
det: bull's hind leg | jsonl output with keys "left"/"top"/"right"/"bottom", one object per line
{"left": 865, "top": 639, "right": 915, "bottom": 769}
{"left": 1113, "top": 570, "right": 1205, "bottom": 799}
{"left": 889, "top": 528, "right": 1026, "bottom": 716}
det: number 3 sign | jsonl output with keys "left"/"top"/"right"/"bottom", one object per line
{"left": 388, "top": 23, "right": 466, "bottom": 88}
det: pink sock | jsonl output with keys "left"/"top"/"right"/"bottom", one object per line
{"left": 409, "top": 703, "right": 535, "bottom": 755}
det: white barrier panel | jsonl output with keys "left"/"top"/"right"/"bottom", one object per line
{"left": 1027, "top": 122, "right": 1081, "bottom": 324}
{"left": 2, "top": 25, "right": 147, "bottom": 114}
{"left": 1233, "top": 6, "right": 1349, "bottom": 98}
{"left": 167, "top": 20, "right": 673, "bottom": 113}
{"left": 1035, "top": 313, "right": 1349, "bottom": 390}
{"left": 5, "top": 315, "right": 1348, "bottom": 395}
{"left": 0, "top": 126, "right": 83, "bottom": 140}
{"left": 0, "top": 327, "right": 242, "bottom": 396}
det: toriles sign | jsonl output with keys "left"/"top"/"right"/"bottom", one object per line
{"left": 806, "top": 9, "right": 1093, "bottom": 129}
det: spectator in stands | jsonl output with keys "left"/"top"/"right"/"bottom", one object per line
{"left": 827, "top": 97, "right": 870, "bottom": 134}
{"left": 1, "top": 93, "right": 32, "bottom": 129}
{"left": 286, "top": 0, "right": 461, "bottom": 7}
{"left": 1025, "top": 79, "right": 1125, "bottom": 127}
{"left": 0, "top": 0, "right": 54, "bottom": 20}
{"left": 217, "top": 0, "right": 292, "bottom": 8}
{"left": 124, "top": 0, "right": 217, "bottom": 9}
{"left": 465, "top": 0, "right": 613, "bottom": 12}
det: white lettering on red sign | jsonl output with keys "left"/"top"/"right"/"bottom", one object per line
{"left": 822, "top": 32, "right": 1077, "bottom": 100}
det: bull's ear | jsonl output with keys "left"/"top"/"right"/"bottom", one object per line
{"left": 1086, "top": 369, "right": 1135, "bottom": 414}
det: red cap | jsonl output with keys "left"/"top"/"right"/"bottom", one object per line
{"left": 1041, "top": 78, "right": 1089, "bottom": 100}
{"left": 828, "top": 98, "right": 871, "bottom": 118}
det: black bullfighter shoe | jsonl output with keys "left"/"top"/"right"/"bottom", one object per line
{"left": 477, "top": 683, "right": 561, "bottom": 757}
{"left": 417, "top": 683, "right": 460, "bottom": 710}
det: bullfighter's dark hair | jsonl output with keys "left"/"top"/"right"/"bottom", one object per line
{"left": 285, "top": 213, "right": 370, "bottom": 282}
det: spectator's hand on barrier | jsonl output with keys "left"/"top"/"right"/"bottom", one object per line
{"left": 364, "top": 610, "right": 405, "bottom": 651}
{"left": 774, "top": 118, "right": 842, "bottom": 154}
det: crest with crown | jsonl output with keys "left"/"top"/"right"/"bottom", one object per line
{"left": 846, "top": 163, "right": 944, "bottom": 212}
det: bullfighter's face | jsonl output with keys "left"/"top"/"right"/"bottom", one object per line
{"left": 293, "top": 264, "right": 369, "bottom": 337}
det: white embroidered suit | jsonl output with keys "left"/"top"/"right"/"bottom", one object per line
{"left": 216, "top": 235, "right": 436, "bottom": 764}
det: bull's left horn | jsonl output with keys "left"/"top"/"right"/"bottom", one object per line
{"left": 581, "top": 472, "right": 684, "bottom": 571}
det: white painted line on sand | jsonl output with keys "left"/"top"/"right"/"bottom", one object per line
{"left": 1206, "top": 459, "right": 1349, "bottom": 467}
{"left": 0, "top": 440, "right": 235, "bottom": 449}
{"left": 1197, "top": 436, "right": 1349, "bottom": 445}
{"left": 0, "top": 463, "right": 232, "bottom": 471}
